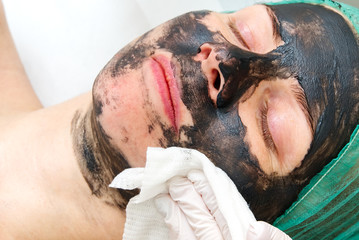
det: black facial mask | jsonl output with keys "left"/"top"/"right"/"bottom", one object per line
{"left": 206, "top": 4, "right": 359, "bottom": 222}
{"left": 208, "top": 3, "right": 359, "bottom": 222}
{"left": 89, "top": 4, "right": 359, "bottom": 223}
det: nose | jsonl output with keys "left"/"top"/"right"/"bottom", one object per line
{"left": 195, "top": 43, "right": 225, "bottom": 106}
{"left": 197, "top": 42, "right": 281, "bottom": 108}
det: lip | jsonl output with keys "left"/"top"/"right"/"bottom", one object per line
{"left": 150, "top": 55, "right": 181, "bottom": 132}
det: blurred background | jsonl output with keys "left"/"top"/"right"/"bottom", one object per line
{"left": 342, "top": 0, "right": 359, "bottom": 7}
{"left": 3, "top": 0, "right": 358, "bottom": 107}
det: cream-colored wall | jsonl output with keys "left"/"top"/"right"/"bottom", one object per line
{"left": 340, "top": 0, "right": 359, "bottom": 8}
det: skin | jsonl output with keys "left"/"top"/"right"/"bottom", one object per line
{"left": 0, "top": 2, "right": 358, "bottom": 239}
{"left": 74, "top": 3, "right": 359, "bottom": 223}
{"left": 0, "top": 1, "right": 42, "bottom": 125}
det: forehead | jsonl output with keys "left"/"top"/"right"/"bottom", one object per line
{"left": 268, "top": 3, "right": 359, "bottom": 108}
{"left": 268, "top": 3, "right": 352, "bottom": 40}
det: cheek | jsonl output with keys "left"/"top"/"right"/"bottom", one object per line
{"left": 96, "top": 72, "right": 146, "bottom": 130}
{"left": 94, "top": 71, "right": 165, "bottom": 167}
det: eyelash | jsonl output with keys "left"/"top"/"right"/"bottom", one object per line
{"left": 260, "top": 104, "right": 276, "bottom": 152}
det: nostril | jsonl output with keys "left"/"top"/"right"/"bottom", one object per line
{"left": 208, "top": 69, "right": 223, "bottom": 106}
{"left": 195, "top": 44, "right": 212, "bottom": 61}
{"left": 197, "top": 43, "right": 224, "bottom": 105}
{"left": 214, "top": 71, "right": 221, "bottom": 90}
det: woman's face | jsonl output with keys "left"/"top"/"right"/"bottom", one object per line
{"left": 92, "top": 4, "right": 359, "bottom": 221}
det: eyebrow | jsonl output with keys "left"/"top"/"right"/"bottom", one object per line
{"left": 290, "top": 83, "right": 315, "bottom": 136}
{"left": 265, "top": 5, "right": 281, "bottom": 42}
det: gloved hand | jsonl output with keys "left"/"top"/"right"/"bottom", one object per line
{"left": 154, "top": 171, "right": 292, "bottom": 240}
{"left": 155, "top": 174, "right": 226, "bottom": 240}
{"left": 247, "top": 221, "right": 292, "bottom": 240}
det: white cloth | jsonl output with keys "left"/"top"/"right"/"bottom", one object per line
{"left": 109, "top": 147, "right": 257, "bottom": 240}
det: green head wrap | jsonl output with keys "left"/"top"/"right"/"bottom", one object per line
{"left": 261, "top": 1, "right": 359, "bottom": 239}
{"left": 273, "top": 125, "right": 359, "bottom": 239}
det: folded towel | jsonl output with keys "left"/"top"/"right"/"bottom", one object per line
{"left": 110, "top": 147, "right": 256, "bottom": 240}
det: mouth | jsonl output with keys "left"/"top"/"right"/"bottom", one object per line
{"left": 150, "top": 55, "right": 181, "bottom": 132}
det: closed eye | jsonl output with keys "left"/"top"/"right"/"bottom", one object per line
{"left": 228, "top": 17, "right": 251, "bottom": 50}
{"left": 260, "top": 102, "right": 277, "bottom": 153}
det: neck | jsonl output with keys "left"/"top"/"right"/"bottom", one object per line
{"left": 71, "top": 104, "right": 138, "bottom": 209}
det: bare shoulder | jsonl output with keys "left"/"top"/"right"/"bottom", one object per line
{"left": 0, "top": 94, "right": 125, "bottom": 239}
{"left": 0, "top": 200, "right": 15, "bottom": 240}
{"left": 0, "top": 200, "right": 19, "bottom": 240}
{"left": 0, "top": 227, "right": 14, "bottom": 240}
{"left": 0, "top": 174, "right": 126, "bottom": 240}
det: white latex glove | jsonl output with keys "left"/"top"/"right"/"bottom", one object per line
{"left": 155, "top": 174, "right": 226, "bottom": 240}
{"left": 154, "top": 172, "right": 292, "bottom": 240}
{"left": 247, "top": 221, "right": 292, "bottom": 240}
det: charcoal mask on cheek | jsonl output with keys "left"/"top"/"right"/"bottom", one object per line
{"left": 183, "top": 43, "right": 299, "bottom": 224}
{"left": 183, "top": 4, "right": 359, "bottom": 223}
{"left": 215, "top": 3, "right": 359, "bottom": 222}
